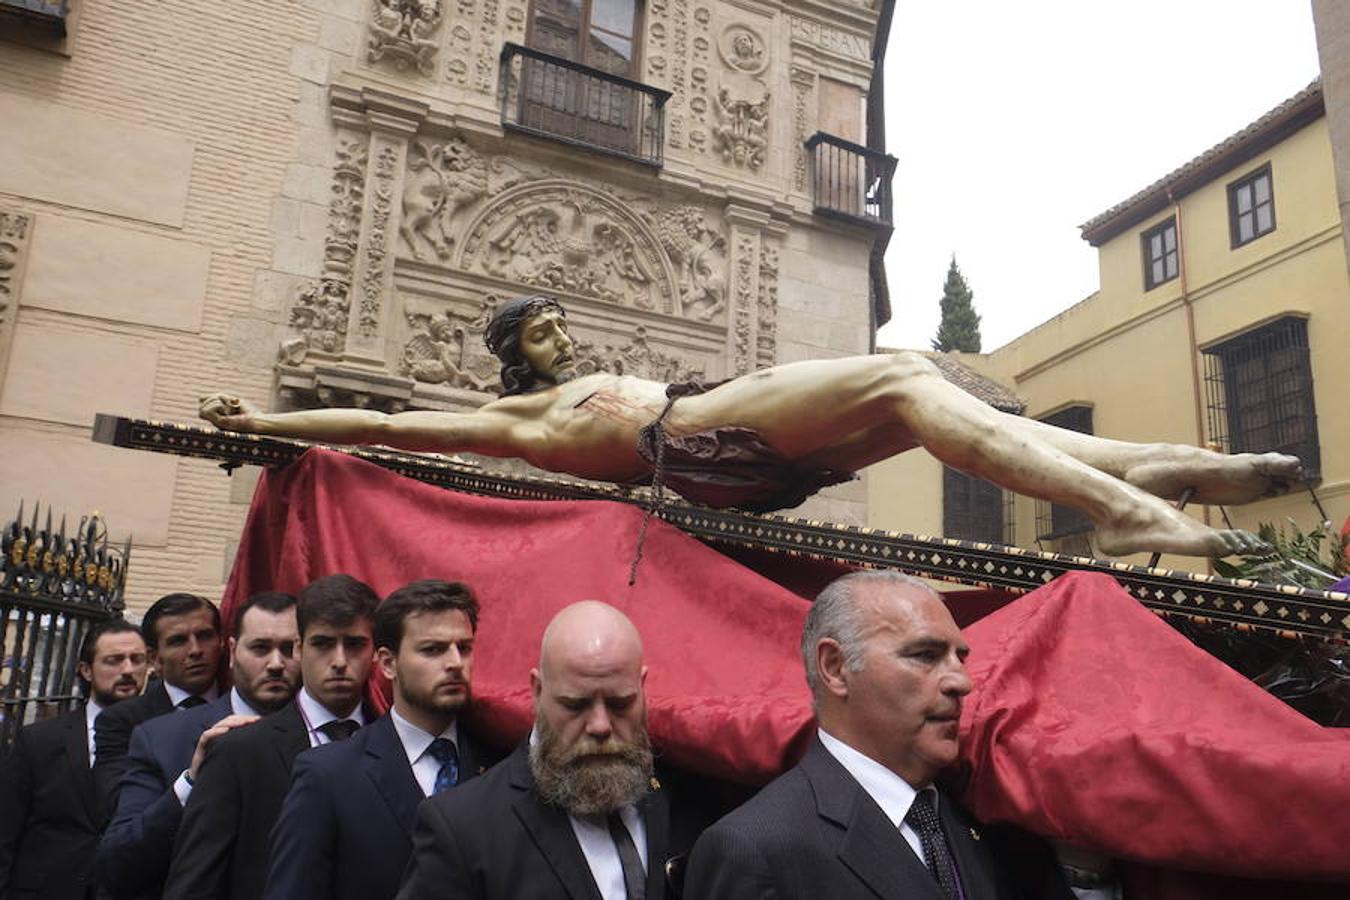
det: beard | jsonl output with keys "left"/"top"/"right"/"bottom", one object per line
{"left": 529, "top": 711, "right": 654, "bottom": 817}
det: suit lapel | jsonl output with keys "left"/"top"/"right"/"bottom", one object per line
{"left": 268, "top": 702, "right": 311, "bottom": 770}
{"left": 62, "top": 708, "right": 98, "bottom": 823}
{"left": 362, "top": 716, "right": 425, "bottom": 837}
{"left": 803, "top": 739, "right": 944, "bottom": 900}
{"left": 507, "top": 748, "right": 603, "bottom": 900}
{"left": 940, "top": 795, "right": 997, "bottom": 900}
{"left": 638, "top": 775, "right": 671, "bottom": 899}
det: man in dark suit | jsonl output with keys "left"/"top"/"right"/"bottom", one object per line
{"left": 397, "top": 600, "right": 705, "bottom": 900}
{"left": 265, "top": 580, "right": 498, "bottom": 900}
{"left": 684, "top": 571, "right": 1080, "bottom": 900}
{"left": 0, "top": 619, "right": 149, "bottom": 899}
{"left": 97, "top": 591, "right": 302, "bottom": 899}
{"left": 94, "top": 594, "right": 224, "bottom": 810}
{"left": 163, "top": 575, "right": 379, "bottom": 900}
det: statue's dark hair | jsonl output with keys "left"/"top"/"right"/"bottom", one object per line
{"left": 484, "top": 295, "right": 566, "bottom": 397}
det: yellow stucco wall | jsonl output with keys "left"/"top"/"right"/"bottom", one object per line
{"left": 869, "top": 115, "right": 1350, "bottom": 574}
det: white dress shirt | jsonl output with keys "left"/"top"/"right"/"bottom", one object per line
{"left": 297, "top": 686, "right": 365, "bottom": 747}
{"left": 390, "top": 708, "right": 459, "bottom": 797}
{"left": 164, "top": 681, "right": 220, "bottom": 709}
{"left": 818, "top": 728, "right": 929, "bottom": 864}
{"left": 528, "top": 727, "right": 648, "bottom": 900}
{"left": 84, "top": 699, "right": 105, "bottom": 767}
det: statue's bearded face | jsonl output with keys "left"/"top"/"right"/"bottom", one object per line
{"left": 518, "top": 310, "right": 578, "bottom": 385}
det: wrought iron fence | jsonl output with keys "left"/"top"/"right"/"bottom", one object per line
{"left": 1202, "top": 315, "right": 1320, "bottom": 481}
{"left": 1, "top": 503, "right": 126, "bottom": 751}
{"left": 499, "top": 42, "right": 671, "bottom": 167}
{"left": 805, "top": 132, "right": 897, "bottom": 226}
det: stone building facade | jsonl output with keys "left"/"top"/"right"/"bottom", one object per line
{"left": 0, "top": 0, "right": 894, "bottom": 614}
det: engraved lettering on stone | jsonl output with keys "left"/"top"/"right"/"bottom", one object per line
{"left": 654, "top": 206, "right": 725, "bottom": 321}
{"left": 368, "top": 0, "right": 444, "bottom": 76}
{"left": 400, "top": 137, "right": 488, "bottom": 261}
{"left": 789, "top": 16, "right": 869, "bottom": 61}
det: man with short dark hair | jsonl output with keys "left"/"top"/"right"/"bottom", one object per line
{"left": 264, "top": 580, "right": 497, "bottom": 900}
{"left": 164, "top": 575, "right": 378, "bottom": 900}
{"left": 397, "top": 600, "right": 704, "bottom": 900}
{"left": 685, "top": 571, "right": 1076, "bottom": 900}
{"left": 94, "top": 594, "right": 223, "bottom": 810}
{"left": 0, "top": 619, "right": 149, "bottom": 899}
{"left": 97, "top": 591, "right": 301, "bottom": 899}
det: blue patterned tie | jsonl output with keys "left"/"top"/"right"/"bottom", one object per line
{"left": 429, "top": 737, "right": 459, "bottom": 794}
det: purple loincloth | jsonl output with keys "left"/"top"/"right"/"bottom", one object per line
{"left": 634, "top": 381, "right": 856, "bottom": 514}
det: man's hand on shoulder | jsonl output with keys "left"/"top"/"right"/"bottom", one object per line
{"left": 199, "top": 394, "right": 258, "bottom": 432}
{"left": 188, "top": 715, "right": 258, "bottom": 782}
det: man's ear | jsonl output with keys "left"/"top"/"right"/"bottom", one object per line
{"left": 77, "top": 660, "right": 92, "bottom": 686}
{"left": 530, "top": 668, "right": 542, "bottom": 700}
{"left": 375, "top": 647, "right": 397, "bottom": 683}
{"left": 815, "top": 638, "right": 851, "bottom": 700}
{"left": 227, "top": 636, "right": 238, "bottom": 658}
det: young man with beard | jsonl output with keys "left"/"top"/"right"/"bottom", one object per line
{"left": 397, "top": 600, "right": 706, "bottom": 900}
{"left": 163, "top": 575, "right": 378, "bottom": 900}
{"left": 264, "top": 580, "right": 497, "bottom": 900}
{"left": 0, "top": 620, "right": 148, "bottom": 900}
{"left": 95, "top": 594, "right": 224, "bottom": 810}
{"left": 97, "top": 591, "right": 302, "bottom": 899}
{"left": 684, "top": 572, "right": 1086, "bottom": 900}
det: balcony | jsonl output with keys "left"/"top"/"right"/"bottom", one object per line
{"left": 0, "top": 0, "right": 67, "bottom": 34}
{"left": 499, "top": 42, "right": 672, "bottom": 168}
{"left": 805, "top": 132, "right": 896, "bottom": 228}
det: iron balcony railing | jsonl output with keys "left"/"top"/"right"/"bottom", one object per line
{"left": 499, "top": 42, "right": 672, "bottom": 167}
{"left": 806, "top": 132, "right": 896, "bottom": 227}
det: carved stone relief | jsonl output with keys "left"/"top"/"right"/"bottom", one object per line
{"left": 731, "top": 230, "right": 756, "bottom": 374}
{"left": 687, "top": 5, "right": 711, "bottom": 155}
{"left": 757, "top": 240, "right": 778, "bottom": 368}
{"left": 0, "top": 210, "right": 32, "bottom": 389}
{"left": 282, "top": 138, "right": 366, "bottom": 364}
{"left": 712, "top": 22, "right": 769, "bottom": 170}
{"left": 458, "top": 181, "right": 681, "bottom": 314}
{"left": 653, "top": 206, "right": 725, "bottom": 320}
{"left": 401, "top": 295, "right": 500, "bottom": 390}
{"left": 400, "top": 137, "right": 488, "bottom": 261}
{"left": 368, "top": 0, "right": 444, "bottom": 76}
{"left": 356, "top": 143, "right": 400, "bottom": 339}
{"left": 790, "top": 67, "right": 816, "bottom": 192}
{"left": 572, "top": 326, "right": 705, "bottom": 383}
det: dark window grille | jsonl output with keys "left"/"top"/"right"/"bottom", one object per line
{"left": 805, "top": 132, "right": 896, "bottom": 227}
{"left": 1202, "top": 316, "right": 1319, "bottom": 480}
{"left": 1034, "top": 405, "right": 1095, "bottom": 541}
{"left": 499, "top": 42, "right": 670, "bottom": 167}
{"left": 942, "top": 467, "right": 1010, "bottom": 544}
{"left": 1141, "top": 218, "right": 1178, "bottom": 290}
{"left": 1228, "top": 164, "right": 1275, "bottom": 247}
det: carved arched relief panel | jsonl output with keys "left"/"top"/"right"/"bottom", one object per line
{"left": 367, "top": 0, "right": 445, "bottom": 77}
{"left": 455, "top": 180, "right": 683, "bottom": 316}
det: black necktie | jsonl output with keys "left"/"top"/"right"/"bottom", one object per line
{"left": 606, "top": 811, "right": 646, "bottom": 900}
{"left": 177, "top": 695, "right": 206, "bottom": 710}
{"left": 905, "top": 790, "right": 959, "bottom": 900}
{"left": 318, "top": 719, "right": 359, "bottom": 742}
{"left": 428, "top": 737, "right": 459, "bottom": 793}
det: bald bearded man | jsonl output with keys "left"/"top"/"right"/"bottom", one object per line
{"left": 396, "top": 601, "right": 709, "bottom": 900}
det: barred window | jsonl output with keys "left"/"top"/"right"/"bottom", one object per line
{"left": 942, "top": 467, "right": 1010, "bottom": 544}
{"left": 1035, "top": 405, "right": 1094, "bottom": 541}
{"left": 1203, "top": 316, "right": 1319, "bottom": 480}
{"left": 1141, "top": 218, "right": 1178, "bottom": 291}
{"left": 1228, "top": 164, "right": 1275, "bottom": 247}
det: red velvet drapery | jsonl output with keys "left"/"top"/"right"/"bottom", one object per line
{"left": 221, "top": 450, "right": 1350, "bottom": 896}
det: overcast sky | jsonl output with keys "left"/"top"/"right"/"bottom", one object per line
{"left": 876, "top": 1, "right": 1322, "bottom": 352}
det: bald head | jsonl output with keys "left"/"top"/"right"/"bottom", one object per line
{"left": 537, "top": 600, "right": 643, "bottom": 682}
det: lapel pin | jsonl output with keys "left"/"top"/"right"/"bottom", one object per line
{"left": 969, "top": 828, "right": 980, "bottom": 841}
{"left": 650, "top": 777, "right": 662, "bottom": 790}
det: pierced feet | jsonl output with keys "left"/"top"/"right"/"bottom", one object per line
{"left": 1123, "top": 452, "right": 1303, "bottom": 506}
{"left": 1094, "top": 500, "right": 1269, "bottom": 559}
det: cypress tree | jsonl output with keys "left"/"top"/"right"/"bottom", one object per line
{"left": 931, "top": 256, "right": 982, "bottom": 353}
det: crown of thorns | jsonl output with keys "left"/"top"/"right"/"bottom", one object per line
{"left": 483, "top": 295, "right": 566, "bottom": 358}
